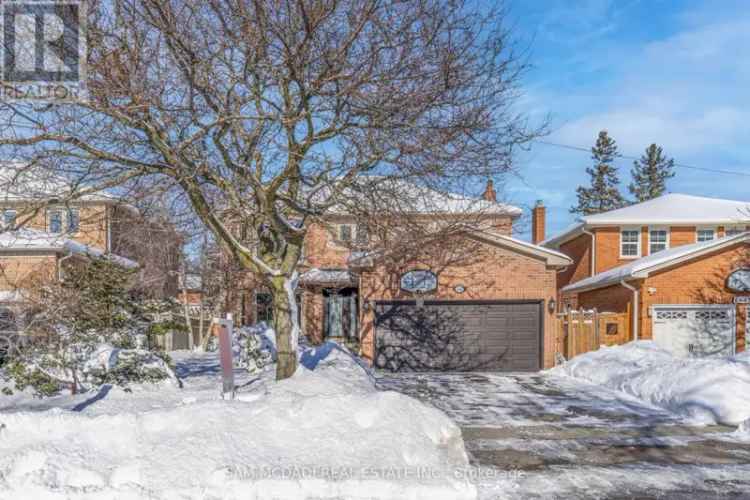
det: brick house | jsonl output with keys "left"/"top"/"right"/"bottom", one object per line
{"left": 236, "top": 181, "right": 570, "bottom": 371}
{"left": 0, "top": 165, "right": 141, "bottom": 329}
{"left": 542, "top": 193, "right": 750, "bottom": 357}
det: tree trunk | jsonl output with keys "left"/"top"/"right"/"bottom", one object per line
{"left": 270, "top": 276, "right": 298, "bottom": 380}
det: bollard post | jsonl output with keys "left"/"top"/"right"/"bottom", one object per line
{"left": 216, "top": 314, "right": 235, "bottom": 399}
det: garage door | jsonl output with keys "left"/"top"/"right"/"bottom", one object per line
{"left": 374, "top": 300, "right": 542, "bottom": 372}
{"left": 652, "top": 305, "right": 735, "bottom": 357}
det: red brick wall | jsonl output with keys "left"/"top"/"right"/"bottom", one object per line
{"left": 358, "top": 235, "right": 559, "bottom": 368}
{"left": 558, "top": 233, "right": 591, "bottom": 289}
{"left": 640, "top": 243, "right": 750, "bottom": 351}
{"left": 574, "top": 242, "right": 750, "bottom": 353}
{"left": 670, "top": 226, "right": 696, "bottom": 247}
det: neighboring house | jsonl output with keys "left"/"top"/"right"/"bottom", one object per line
{"left": 234, "top": 181, "right": 571, "bottom": 372}
{"left": 542, "top": 193, "right": 750, "bottom": 357}
{"left": 0, "top": 164, "right": 141, "bottom": 330}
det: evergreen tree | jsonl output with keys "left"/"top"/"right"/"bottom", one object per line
{"left": 628, "top": 143, "right": 675, "bottom": 203}
{"left": 570, "top": 130, "right": 626, "bottom": 215}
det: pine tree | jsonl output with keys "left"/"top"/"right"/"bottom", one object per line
{"left": 628, "top": 143, "right": 675, "bottom": 203}
{"left": 570, "top": 130, "right": 626, "bottom": 215}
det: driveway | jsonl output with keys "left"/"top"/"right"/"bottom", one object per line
{"left": 377, "top": 372, "right": 750, "bottom": 499}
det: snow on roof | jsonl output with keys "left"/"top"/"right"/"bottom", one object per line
{"left": 299, "top": 268, "right": 358, "bottom": 286}
{"left": 581, "top": 194, "right": 750, "bottom": 225}
{"left": 562, "top": 232, "right": 750, "bottom": 293}
{"left": 0, "top": 229, "right": 138, "bottom": 269}
{"left": 0, "top": 163, "right": 119, "bottom": 204}
{"left": 543, "top": 194, "right": 750, "bottom": 248}
{"left": 328, "top": 176, "right": 523, "bottom": 217}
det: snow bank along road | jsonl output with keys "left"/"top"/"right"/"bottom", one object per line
{"left": 0, "top": 346, "right": 477, "bottom": 500}
{"left": 378, "top": 370, "right": 750, "bottom": 499}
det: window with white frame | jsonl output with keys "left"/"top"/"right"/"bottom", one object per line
{"left": 2, "top": 210, "right": 16, "bottom": 229}
{"left": 620, "top": 228, "right": 641, "bottom": 258}
{"left": 67, "top": 208, "right": 80, "bottom": 233}
{"left": 47, "top": 209, "right": 64, "bottom": 233}
{"left": 725, "top": 225, "right": 747, "bottom": 237}
{"left": 649, "top": 228, "right": 668, "bottom": 254}
{"left": 696, "top": 227, "right": 716, "bottom": 242}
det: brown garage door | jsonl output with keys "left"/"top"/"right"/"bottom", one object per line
{"left": 374, "top": 300, "right": 542, "bottom": 372}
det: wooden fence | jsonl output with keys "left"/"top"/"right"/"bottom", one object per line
{"left": 556, "top": 307, "right": 631, "bottom": 360}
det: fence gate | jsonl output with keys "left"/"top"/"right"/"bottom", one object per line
{"left": 556, "top": 307, "right": 630, "bottom": 361}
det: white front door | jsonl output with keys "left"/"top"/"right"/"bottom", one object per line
{"left": 652, "top": 305, "right": 735, "bottom": 357}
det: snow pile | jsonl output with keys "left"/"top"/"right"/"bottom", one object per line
{"left": 0, "top": 342, "right": 475, "bottom": 499}
{"left": 231, "top": 323, "right": 276, "bottom": 373}
{"left": 82, "top": 344, "right": 180, "bottom": 388}
{"left": 549, "top": 341, "right": 750, "bottom": 425}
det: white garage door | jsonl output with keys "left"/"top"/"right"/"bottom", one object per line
{"left": 652, "top": 305, "right": 735, "bottom": 357}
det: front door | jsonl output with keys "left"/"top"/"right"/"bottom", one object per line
{"left": 324, "top": 288, "right": 358, "bottom": 340}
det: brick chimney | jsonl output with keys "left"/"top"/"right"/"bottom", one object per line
{"left": 482, "top": 179, "right": 497, "bottom": 203}
{"left": 531, "top": 200, "right": 546, "bottom": 245}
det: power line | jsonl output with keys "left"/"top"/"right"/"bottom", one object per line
{"left": 534, "top": 140, "right": 750, "bottom": 178}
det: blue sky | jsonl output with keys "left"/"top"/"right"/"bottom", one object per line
{"left": 497, "top": 0, "right": 750, "bottom": 241}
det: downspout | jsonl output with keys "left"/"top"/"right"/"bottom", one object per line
{"left": 619, "top": 280, "right": 639, "bottom": 341}
{"left": 582, "top": 227, "right": 596, "bottom": 276}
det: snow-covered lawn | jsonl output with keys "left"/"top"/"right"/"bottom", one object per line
{"left": 0, "top": 342, "right": 476, "bottom": 499}
{"left": 549, "top": 341, "right": 750, "bottom": 427}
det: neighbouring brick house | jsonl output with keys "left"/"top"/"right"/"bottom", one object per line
{"left": 234, "top": 181, "right": 571, "bottom": 372}
{"left": 0, "top": 165, "right": 144, "bottom": 331}
{"left": 542, "top": 193, "right": 750, "bottom": 357}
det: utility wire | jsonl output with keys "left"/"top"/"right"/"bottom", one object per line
{"left": 534, "top": 140, "right": 750, "bottom": 178}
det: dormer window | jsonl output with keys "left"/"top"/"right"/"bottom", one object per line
{"left": 620, "top": 228, "right": 641, "bottom": 258}
{"left": 648, "top": 227, "right": 669, "bottom": 254}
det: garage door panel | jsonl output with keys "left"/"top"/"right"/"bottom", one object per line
{"left": 653, "top": 306, "right": 735, "bottom": 358}
{"left": 375, "top": 301, "right": 541, "bottom": 372}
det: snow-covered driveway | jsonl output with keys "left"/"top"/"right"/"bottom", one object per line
{"left": 377, "top": 372, "right": 750, "bottom": 499}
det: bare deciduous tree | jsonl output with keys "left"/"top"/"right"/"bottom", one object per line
{"left": 0, "top": 0, "right": 540, "bottom": 379}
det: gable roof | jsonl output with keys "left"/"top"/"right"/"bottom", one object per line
{"left": 543, "top": 193, "right": 750, "bottom": 248}
{"left": 329, "top": 176, "right": 523, "bottom": 217}
{"left": 348, "top": 228, "right": 571, "bottom": 268}
{"left": 0, "top": 163, "right": 120, "bottom": 204}
{"left": 562, "top": 232, "right": 750, "bottom": 293}
{"left": 0, "top": 229, "right": 138, "bottom": 269}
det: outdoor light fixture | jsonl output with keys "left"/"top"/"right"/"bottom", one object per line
{"left": 548, "top": 298, "right": 556, "bottom": 312}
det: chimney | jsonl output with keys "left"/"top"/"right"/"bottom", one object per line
{"left": 532, "top": 200, "right": 546, "bottom": 245}
{"left": 482, "top": 179, "right": 497, "bottom": 203}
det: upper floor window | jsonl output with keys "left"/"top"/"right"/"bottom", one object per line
{"left": 47, "top": 208, "right": 79, "bottom": 234}
{"left": 725, "top": 225, "right": 747, "bottom": 237}
{"left": 3, "top": 210, "right": 16, "bottom": 229}
{"left": 338, "top": 224, "right": 353, "bottom": 243}
{"left": 696, "top": 227, "right": 716, "bottom": 242}
{"left": 48, "top": 209, "right": 64, "bottom": 233}
{"left": 620, "top": 228, "right": 641, "bottom": 258}
{"left": 337, "top": 223, "right": 369, "bottom": 247}
{"left": 648, "top": 227, "right": 669, "bottom": 254}
{"left": 67, "top": 209, "right": 79, "bottom": 233}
